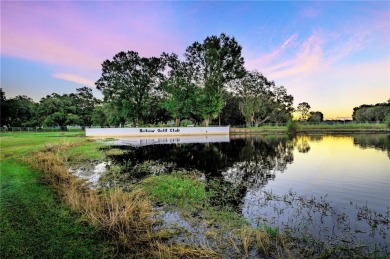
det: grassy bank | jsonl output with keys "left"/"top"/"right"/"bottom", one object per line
{"left": 0, "top": 132, "right": 112, "bottom": 258}
{"left": 0, "top": 132, "right": 217, "bottom": 258}
{"left": 0, "top": 160, "right": 111, "bottom": 258}
{"left": 231, "top": 122, "right": 389, "bottom": 134}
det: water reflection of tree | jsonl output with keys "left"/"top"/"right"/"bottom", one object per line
{"left": 221, "top": 137, "right": 294, "bottom": 188}
{"left": 353, "top": 134, "right": 390, "bottom": 158}
{"left": 294, "top": 136, "right": 311, "bottom": 153}
{"left": 108, "top": 136, "right": 295, "bottom": 211}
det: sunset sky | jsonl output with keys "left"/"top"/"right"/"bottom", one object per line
{"left": 1, "top": 1, "right": 389, "bottom": 119}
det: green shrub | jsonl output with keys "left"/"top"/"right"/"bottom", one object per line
{"left": 287, "top": 119, "right": 299, "bottom": 134}
{"left": 386, "top": 113, "right": 390, "bottom": 128}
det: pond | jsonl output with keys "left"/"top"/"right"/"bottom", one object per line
{"left": 105, "top": 134, "right": 390, "bottom": 250}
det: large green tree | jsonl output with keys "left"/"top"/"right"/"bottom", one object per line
{"left": 233, "top": 71, "right": 294, "bottom": 126}
{"left": 71, "top": 87, "right": 100, "bottom": 127}
{"left": 160, "top": 53, "right": 199, "bottom": 126}
{"left": 36, "top": 94, "right": 80, "bottom": 131}
{"left": 0, "top": 91, "right": 37, "bottom": 127}
{"left": 185, "top": 33, "right": 245, "bottom": 126}
{"left": 96, "top": 51, "right": 164, "bottom": 126}
{"left": 296, "top": 102, "right": 311, "bottom": 121}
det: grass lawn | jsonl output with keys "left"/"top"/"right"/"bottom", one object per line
{"left": 0, "top": 132, "right": 113, "bottom": 258}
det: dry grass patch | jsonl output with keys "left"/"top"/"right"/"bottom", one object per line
{"left": 27, "top": 142, "right": 219, "bottom": 257}
{"left": 152, "top": 242, "right": 220, "bottom": 259}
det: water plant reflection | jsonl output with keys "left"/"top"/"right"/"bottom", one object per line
{"left": 102, "top": 134, "right": 390, "bottom": 252}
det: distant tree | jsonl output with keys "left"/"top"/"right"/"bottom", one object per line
{"left": 385, "top": 112, "right": 390, "bottom": 128}
{"left": 0, "top": 88, "right": 10, "bottom": 127}
{"left": 270, "top": 86, "right": 294, "bottom": 123}
{"left": 297, "top": 102, "right": 311, "bottom": 121}
{"left": 96, "top": 51, "right": 165, "bottom": 126}
{"left": 185, "top": 33, "right": 246, "bottom": 126}
{"left": 36, "top": 94, "right": 80, "bottom": 131}
{"left": 308, "top": 111, "right": 324, "bottom": 123}
{"left": 72, "top": 87, "right": 100, "bottom": 127}
{"left": 352, "top": 100, "right": 390, "bottom": 122}
{"left": 3, "top": 95, "right": 37, "bottom": 127}
{"left": 232, "top": 71, "right": 294, "bottom": 126}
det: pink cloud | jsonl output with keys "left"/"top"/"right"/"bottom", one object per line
{"left": 52, "top": 73, "right": 95, "bottom": 87}
{"left": 247, "top": 34, "right": 298, "bottom": 68}
{"left": 251, "top": 33, "right": 324, "bottom": 81}
{"left": 1, "top": 2, "right": 184, "bottom": 74}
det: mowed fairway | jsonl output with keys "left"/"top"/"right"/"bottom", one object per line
{"left": 0, "top": 132, "right": 111, "bottom": 258}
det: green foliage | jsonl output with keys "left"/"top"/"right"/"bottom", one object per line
{"left": 36, "top": 94, "right": 82, "bottom": 130}
{"left": 385, "top": 112, "right": 390, "bottom": 128}
{"left": 308, "top": 111, "right": 324, "bottom": 122}
{"left": 287, "top": 119, "right": 299, "bottom": 134}
{"left": 96, "top": 51, "right": 164, "bottom": 126}
{"left": 353, "top": 100, "right": 390, "bottom": 122}
{"left": 297, "top": 102, "right": 311, "bottom": 121}
{"left": 160, "top": 54, "right": 199, "bottom": 125}
{"left": 185, "top": 33, "right": 246, "bottom": 125}
{"left": 73, "top": 87, "right": 100, "bottom": 127}
{"left": 197, "top": 89, "right": 224, "bottom": 126}
{"left": 1, "top": 94, "right": 37, "bottom": 127}
{"left": 214, "top": 91, "right": 245, "bottom": 126}
{"left": 234, "top": 71, "right": 294, "bottom": 126}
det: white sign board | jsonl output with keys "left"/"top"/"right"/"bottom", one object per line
{"left": 85, "top": 127, "right": 230, "bottom": 137}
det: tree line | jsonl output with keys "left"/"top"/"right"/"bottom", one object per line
{"left": 0, "top": 33, "right": 294, "bottom": 129}
{"left": 4, "top": 33, "right": 386, "bottom": 129}
{"left": 1, "top": 87, "right": 99, "bottom": 130}
{"left": 352, "top": 100, "right": 390, "bottom": 122}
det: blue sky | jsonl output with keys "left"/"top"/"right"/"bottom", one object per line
{"left": 1, "top": 1, "right": 389, "bottom": 119}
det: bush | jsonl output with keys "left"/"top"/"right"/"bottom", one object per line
{"left": 385, "top": 113, "right": 390, "bottom": 128}
{"left": 287, "top": 119, "right": 299, "bottom": 134}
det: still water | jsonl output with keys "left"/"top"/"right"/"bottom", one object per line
{"left": 107, "top": 134, "right": 390, "bottom": 249}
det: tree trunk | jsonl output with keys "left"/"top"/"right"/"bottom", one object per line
{"left": 255, "top": 116, "right": 271, "bottom": 127}
{"left": 204, "top": 118, "right": 210, "bottom": 127}
{"left": 175, "top": 118, "right": 180, "bottom": 127}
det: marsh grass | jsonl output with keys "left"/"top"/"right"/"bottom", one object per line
{"left": 141, "top": 173, "right": 297, "bottom": 258}
{"left": 28, "top": 143, "right": 154, "bottom": 251}
{"left": 24, "top": 141, "right": 216, "bottom": 257}
{"left": 152, "top": 242, "right": 220, "bottom": 258}
{"left": 142, "top": 173, "right": 207, "bottom": 207}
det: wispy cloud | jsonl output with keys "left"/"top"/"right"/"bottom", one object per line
{"left": 1, "top": 2, "right": 183, "bottom": 75}
{"left": 52, "top": 73, "right": 95, "bottom": 87}
{"left": 248, "top": 32, "right": 324, "bottom": 82}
